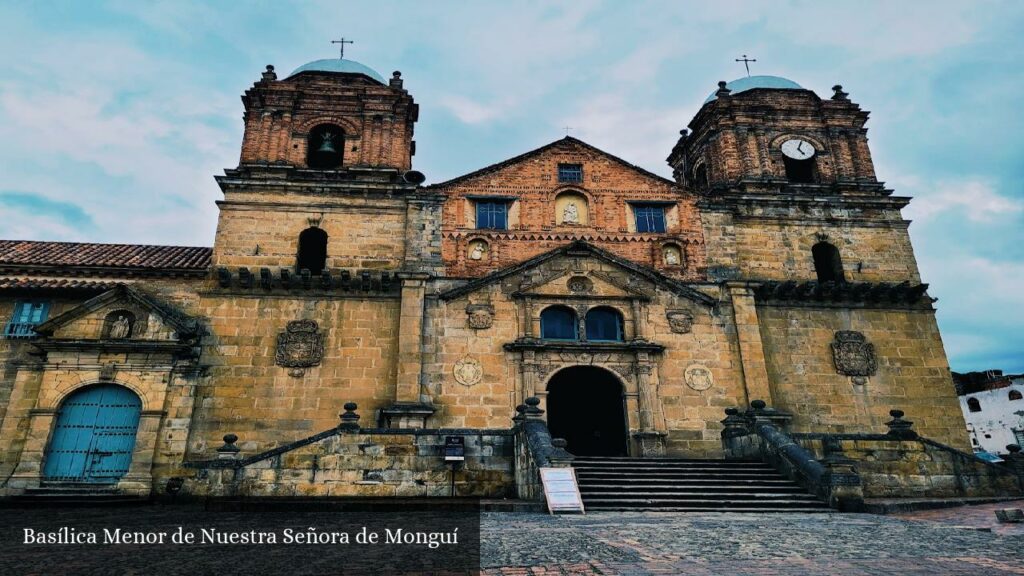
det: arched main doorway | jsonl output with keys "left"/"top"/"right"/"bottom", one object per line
{"left": 43, "top": 384, "right": 142, "bottom": 483}
{"left": 546, "top": 366, "right": 628, "bottom": 457}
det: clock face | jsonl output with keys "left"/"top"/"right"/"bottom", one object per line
{"left": 781, "top": 138, "right": 815, "bottom": 160}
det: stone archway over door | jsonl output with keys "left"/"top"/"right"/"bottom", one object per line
{"left": 547, "top": 366, "right": 628, "bottom": 457}
{"left": 43, "top": 385, "right": 142, "bottom": 483}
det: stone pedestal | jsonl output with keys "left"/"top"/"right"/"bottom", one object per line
{"left": 381, "top": 403, "right": 435, "bottom": 429}
{"left": 633, "top": 431, "right": 667, "bottom": 457}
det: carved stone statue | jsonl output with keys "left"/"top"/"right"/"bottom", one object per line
{"left": 469, "top": 242, "right": 487, "bottom": 260}
{"left": 664, "top": 246, "right": 681, "bottom": 265}
{"left": 562, "top": 202, "right": 579, "bottom": 224}
{"left": 109, "top": 315, "right": 131, "bottom": 339}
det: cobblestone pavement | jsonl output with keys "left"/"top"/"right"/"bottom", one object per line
{"left": 1, "top": 505, "right": 1022, "bottom": 575}
{"left": 893, "top": 499, "right": 1024, "bottom": 536}
{"left": 478, "top": 510, "right": 1024, "bottom": 575}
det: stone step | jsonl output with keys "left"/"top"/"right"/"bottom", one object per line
{"left": 572, "top": 457, "right": 764, "bottom": 464}
{"left": 575, "top": 471, "right": 788, "bottom": 480}
{"left": 579, "top": 484, "right": 808, "bottom": 493}
{"left": 581, "top": 492, "right": 822, "bottom": 501}
{"left": 584, "top": 506, "right": 833, "bottom": 513}
{"left": 572, "top": 458, "right": 772, "bottom": 466}
{"left": 582, "top": 498, "right": 831, "bottom": 509}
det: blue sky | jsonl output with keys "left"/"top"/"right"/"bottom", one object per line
{"left": 0, "top": 1, "right": 1022, "bottom": 373}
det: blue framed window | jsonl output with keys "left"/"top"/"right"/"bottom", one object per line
{"left": 540, "top": 306, "right": 578, "bottom": 340}
{"left": 4, "top": 301, "right": 50, "bottom": 339}
{"left": 476, "top": 201, "right": 508, "bottom": 230}
{"left": 585, "top": 307, "right": 624, "bottom": 342}
{"left": 558, "top": 163, "right": 583, "bottom": 183}
{"left": 634, "top": 204, "right": 667, "bottom": 233}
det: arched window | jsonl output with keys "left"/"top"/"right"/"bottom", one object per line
{"left": 967, "top": 397, "right": 981, "bottom": 413}
{"left": 784, "top": 156, "right": 816, "bottom": 183}
{"left": 540, "top": 306, "right": 578, "bottom": 340}
{"left": 296, "top": 227, "right": 328, "bottom": 274}
{"left": 585, "top": 307, "right": 624, "bottom": 342}
{"left": 693, "top": 163, "right": 708, "bottom": 191}
{"left": 812, "top": 242, "right": 845, "bottom": 283}
{"left": 307, "top": 124, "right": 344, "bottom": 169}
{"left": 1010, "top": 390, "right": 1023, "bottom": 401}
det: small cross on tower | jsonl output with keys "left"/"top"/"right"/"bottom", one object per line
{"left": 735, "top": 54, "right": 756, "bottom": 77}
{"left": 331, "top": 37, "right": 354, "bottom": 59}
{"left": 563, "top": 126, "right": 573, "bottom": 136}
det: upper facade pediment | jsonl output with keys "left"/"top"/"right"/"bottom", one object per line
{"left": 33, "top": 284, "right": 202, "bottom": 344}
{"left": 439, "top": 241, "right": 715, "bottom": 307}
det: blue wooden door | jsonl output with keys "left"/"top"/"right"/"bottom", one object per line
{"left": 43, "top": 385, "right": 141, "bottom": 483}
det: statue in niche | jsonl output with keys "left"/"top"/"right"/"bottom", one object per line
{"left": 109, "top": 315, "right": 131, "bottom": 339}
{"left": 664, "top": 245, "right": 681, "bottom": 266}
{"left": 562, "top": 202, "right": 579, "bottom": 224}
{"left": 468, "top": 242, "right": 488, "bottom": 261}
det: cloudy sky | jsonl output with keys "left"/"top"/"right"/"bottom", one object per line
{"left": 0, "top": 1, "right": 1021, "bottom": 373}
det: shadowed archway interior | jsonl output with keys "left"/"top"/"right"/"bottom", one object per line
{"left": 546, "top": 366, "right": 628, "bottom": 457}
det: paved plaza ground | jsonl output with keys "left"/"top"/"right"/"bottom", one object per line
{"left": 1, "top": 502, "right": 1022, "bottom": 575}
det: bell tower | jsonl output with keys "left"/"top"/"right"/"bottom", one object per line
{"left": 668, "top": 76, "right": 923, "bottom": 286}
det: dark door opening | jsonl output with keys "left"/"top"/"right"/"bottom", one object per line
{"left": 546, "top": 366, "right": 628, "bottom": 457}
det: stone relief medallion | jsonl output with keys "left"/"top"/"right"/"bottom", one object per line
{"left": 466, "top": 304, "right": 494, "bottom": 329}
{"left": 831, "top": 331, "right": 877, "bottom": 377}
{"left": 684, "top": 364, "right": 714, "bottom": 391}
{"left": 453, "top": 357, "right": 483, "bottom": 386}
{"left": 666, "top": 310, "right": 693, "bottom": 334}
{"left": 275, "top": 319, "right": 324, "bottom": 368}
{"left": 567, "top": 275, "right": 593, "bottom": 294}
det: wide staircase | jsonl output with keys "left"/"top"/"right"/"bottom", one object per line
{"left": 573, "top": 456, "right": 831, "bottom": 512}
{"left": 7, "top": 482, "right": 148, "bottom": 506}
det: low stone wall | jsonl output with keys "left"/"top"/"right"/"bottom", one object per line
{"left": 793, "top": 434, "right": 1023, "bottom": 499}
{"left": 183, "top": 428, "right": 515, "bottom": 498}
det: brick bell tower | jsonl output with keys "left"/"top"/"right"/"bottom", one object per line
{"left": 667, "top": 76, "right": 925, "bottom": 287}
{"left": 206, "top": 56, "right": 445, "bottom": 430}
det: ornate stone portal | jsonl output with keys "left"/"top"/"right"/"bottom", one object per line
{"left": 275, "top": 320, "right": 324, "bottom": 370}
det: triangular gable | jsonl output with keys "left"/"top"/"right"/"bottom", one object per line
{"left": 427, "top": 136, "right": 676, "bottom": 189}
{"left": 438, "top": 240, "right": 717, "bottom": 307}
{"left": 519, "top": 268, "right": 648, "bottom": 299}
{"left": 33, "top": 284, "right": 201, "bottom": 337}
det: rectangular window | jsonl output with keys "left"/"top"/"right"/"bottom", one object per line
{"left": 557, "top": 163, "right": 583, "bottom": 183}
{"left": 634, "top": 205, "right": 667, "bottom": 233}
{"left": 4, "top": 301, "right": 50, "bottom": 339}
{"left": 475, "top": 201, "right": 508, "bottom": 230}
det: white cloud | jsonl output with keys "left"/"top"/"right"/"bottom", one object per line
{"left": 900, "top": 177, "right": 1023, "bottom": 223}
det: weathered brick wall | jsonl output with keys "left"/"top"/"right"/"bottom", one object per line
{"left": 758, "top": 306, "right": 970, "bottom": 450}
{"left": 212, "top": 191, "right": 408, "bottom": 271}
{"left": 238, "top": 72, "right": 416, "bottom": 171}
{"left": 436, "top": 139, "right": 706, "bottom": 280}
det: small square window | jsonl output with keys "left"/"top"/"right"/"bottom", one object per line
{"left": 634, "top": 205, "right": 667, "bottom": 233}
{"left": 558, "top": 163, "right": 583, "bottom": 183}
{"left": 476, "top": 201, "right": 508, "bottom": 230}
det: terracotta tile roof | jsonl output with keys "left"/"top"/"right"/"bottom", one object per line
{"left": 0, "top": 241, "right": 211, "bottom": 271}
{"left": 0, "top": 278, "right": 119, "bottom": 291}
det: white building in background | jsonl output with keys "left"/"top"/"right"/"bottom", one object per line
{"left": 956, "top": 372, "right": 1024, "bottom": 454}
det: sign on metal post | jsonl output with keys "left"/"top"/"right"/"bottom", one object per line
{"left": 539, "top": 467, "right": 585, "bottom": 514}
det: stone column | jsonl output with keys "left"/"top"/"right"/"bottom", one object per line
{"left": 727, "top": 283, "right": 773, "bottom": 406}
{"left": 633, "top": 354, "right": 667, "bottom": 457}
{"left": 631, "top": 299, "right": 646, "bottom": 340}
{"left": 395, "top": 274, "right": 428, "bottom": 404}
{"left": 6, "top": 408, "right": 56, "bottom": 491}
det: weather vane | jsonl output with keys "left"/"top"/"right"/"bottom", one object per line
{"left": 331, "top": 37, "right": 354, "bottom": 59}
{"left": 735, "top": 54, "right": 756, "bottom": 77}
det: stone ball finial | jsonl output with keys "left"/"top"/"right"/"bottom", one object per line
{"left": 679, "top": 129, "right": 689, "bottom": 137}
{"left": 525, "top": 396, "right": 541, "bottom": 407}
{"left": 393, "top": 71, "right": 402, "bottom": 78}
{"left": 266, "top": 65, "right": 275, "bottom": 72}
{"left": 725, "top": 407, "right": 739, "bottom": 416}
{"left": 344, "top": 402, "right": 358, "bottom": 411}
{"left": 889, "top": 409, "right": 905, "bottom": 418}
{"left": 718, "top": 81, "right": 727, "bottom": 89}
{"left": 831, "top": 84, "right": 850, "bottom": 101}
{"left": 223, "top": 433, "right": 238, "bottom": 444}
{"left": 750, "top": 399, "right": 767, "bottom": 410}
{"left": 1008, "top": 444, "right": 1022, "bottom": 454}
{"left": 551, "top": 438, "right": 568, "bottom": 449}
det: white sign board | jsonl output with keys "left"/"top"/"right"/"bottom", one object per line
{"left": 540, "top": 467, "right": 585, "bottom": 514}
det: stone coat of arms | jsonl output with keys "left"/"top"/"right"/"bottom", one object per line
{"left": 453, "top": 357, "right": 483, "bottom": 386}
{"left": 684, "top": 364, "right": 714, "bottom": 391}
{"left": 666, "top": 311, "right": 693, "bottom": 334}
{"left": 466, "top": 304, "right": 494, "bottom": 330}
{"left": 275, "top": 320, "right": 324, "bottom": 368}
{"left": 831, "top": 331, "right": 877, "bottom": 377}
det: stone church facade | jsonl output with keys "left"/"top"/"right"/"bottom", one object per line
{"left": 0, "top": 58, "right": 973, "bottom": 499}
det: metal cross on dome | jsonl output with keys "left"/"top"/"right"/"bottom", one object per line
{"left": 331, "top": 37, "right": 354, "bottom": 59}
{"left": 735, "top": 54, "right": 756, "bottom": 77}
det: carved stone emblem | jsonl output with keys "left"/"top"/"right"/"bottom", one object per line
{"left": 275, "top": 320, "right": 324, "bottom": 368}
{"left": 453, "top": 357, "right": 483, "bottom": 386}
{"left": 466, "top": 304, "right": 494, "bottom": 329}
{"left": 831, "top": 331, "right": 877, "bottom": 377}
{"left": 666, "top": 311, "right": 693, "bottom": 334}
{"left": 567, "top": 276, "right": 593, "bottom": 293}
{"left": 684, "top": 364, "right": 714, "bottom": 391}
